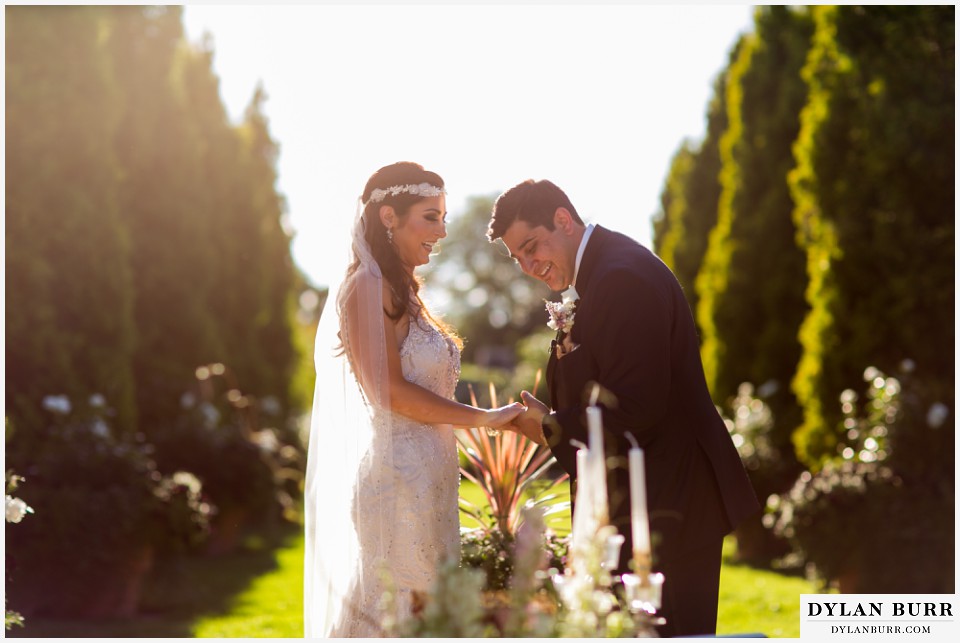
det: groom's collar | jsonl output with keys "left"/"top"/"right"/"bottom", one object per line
{"left": 571, "top": 223, "right": 596, "bottom": 290}
{"left": 572, "top": 224, "right": 612, "bottom": 294}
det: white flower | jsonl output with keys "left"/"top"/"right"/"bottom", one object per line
{"left": 927, "top": 402, "right": 949, "bottom": 429}
{"left": 545, "top": 288, "right": 578, "bottom": 334}
{"left": 42, "top": 394, "right": 71, "bottom": 415}
{"left": 259, "top": 395, "right": 281, "bottom": 416}
{"left": 180, "top": 391, "right": 197, "bottom": 409}
{"left": 199, "top": 402, "right": 221, "bottom": 428}
{"left": 90, "top": 418, "right": 111, "bottom": 439}
{"left": 6, "top": 495, "right": 33, "bottom": 523}
{"left": 89, "top": 393, "right": 106, "bottom": 408}
{"left": 756, "top": 379, "right": 780, "bottom": 398}
{"left": 172, "top": 471, "right": 203, "bottom": 494}
{"left": 251, "top": 429, "right": 279, "bottom": 452}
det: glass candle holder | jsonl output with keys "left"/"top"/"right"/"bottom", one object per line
{"left": 602, "top": 533, "right": 625, "bottom": 570}
{"left": 621, "top": 571, "right": 665, "bottom": 615}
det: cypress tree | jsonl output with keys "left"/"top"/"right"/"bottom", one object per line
{"left": 6, "top": 6, "right": 136, "bottom": 436}
{"left": 653, "top": 39, "right": 740, "bottom": 318}
{"left": 107, "top": 5, "right": 222, "bottom": 437}
{"left": 689, "top": 6, "right": 814, "bottom": 565}
{"left": 789, "top": 5, "right": 954, "bottom": 468}
{"left": 235, "top": 86, "right": 301, "bottom": 416}
{"left": 696, "top": 5, "right": 813, "bottom": 435}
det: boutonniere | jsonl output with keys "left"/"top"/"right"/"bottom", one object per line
{"left": 545, "top": 285, "right": 579, "bottom": 334}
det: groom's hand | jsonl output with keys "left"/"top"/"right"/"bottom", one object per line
{"left": 515, "top": 390, "right": 549, "bottom": 446}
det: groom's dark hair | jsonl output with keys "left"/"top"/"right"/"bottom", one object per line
{"left": 487, "top": 179, "right": 583, "bottom": 241}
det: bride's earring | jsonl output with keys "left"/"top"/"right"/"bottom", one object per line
{"left": 386, "top": 228, "right": 394, "bottom": 242}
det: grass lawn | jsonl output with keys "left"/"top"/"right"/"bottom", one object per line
{"left": 7, "top": 528, "right": 304, "bottom": 638}
{"left": 9, "top": 480, "right": 817, "bottom": 638}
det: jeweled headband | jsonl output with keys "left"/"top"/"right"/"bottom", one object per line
{"left": 363, "top": 182, "right": 445, "bottom": 209}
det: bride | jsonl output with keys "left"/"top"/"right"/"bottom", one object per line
{"left": 304, "top": 162, "right": 524, "bottom": 637}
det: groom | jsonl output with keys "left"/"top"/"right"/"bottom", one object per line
{"left": 489, "top": 179, "right": 760, "bottom": 638}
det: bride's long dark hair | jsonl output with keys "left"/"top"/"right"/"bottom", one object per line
{"left": 348, "top": 161, "right": 460, "bottom": 345}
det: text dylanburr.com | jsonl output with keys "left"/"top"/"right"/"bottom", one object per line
{"left": 801, "top": 594, "right": 958, "bottom": 639}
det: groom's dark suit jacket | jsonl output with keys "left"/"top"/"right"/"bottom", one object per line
{"left": 543, "top": 225, "right": 759, "bottom": 566}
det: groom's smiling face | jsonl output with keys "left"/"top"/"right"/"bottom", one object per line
{"left": 501, "top": 209, "right": 580, "bottom": 292}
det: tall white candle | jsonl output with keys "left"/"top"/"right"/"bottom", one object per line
{"left": 586, "top": 406, "right": 604, "bottom": 454}
{"left": 628, "top": 445, "right": 651, "bottom": 556}
{"left": 586, "top": 405, "right": 609, "bottom": 524}
{"left": 571, "top": 448, "right": 592, "bottom": 554}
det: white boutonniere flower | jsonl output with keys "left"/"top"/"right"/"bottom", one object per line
{"left": 545, "top": 285, "right": 579, "bottom": 334}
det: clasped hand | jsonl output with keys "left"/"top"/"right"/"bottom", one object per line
{"left": 480, "top": 391, "right": 549, "bottom": 446}
{"left": 509, "top": 391, "right": 549, "bottom": 445}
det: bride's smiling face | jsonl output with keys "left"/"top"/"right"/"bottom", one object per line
{"left": 382, "top": 195, "right": 447, "bottom": 269}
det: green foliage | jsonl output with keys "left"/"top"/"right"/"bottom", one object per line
{"left": 788, "top": 5, "right": 955, "bottom": 467}
{"left": 697, "top": 6, "right": 813, "bottom": 460}
{"left": 5, "top": 6, "right": 305, "bottom": 618}
{"left": 5, "top": 403, "right": 211, "bottom": 618}
{"left": 687, "top": 10, "right": 814, "bottom": 569}
{"left": 107, "top": 6, "right": 224, "bottom": 438}
{"left": 461, "top": 526, "right": 568, "bottom": 592}
{"left": 212, "top": 86, "right": 302, "bottom": 417}
{"left": 6, "top": 4, "right": 303, "bottom": 444}
{"left": 152, "top": 365, "right": 305, "bottom": 535}
{"left": 767, "top": 365, "right": 954, "bottom": 592}
{"left": 768, "top": 459, "right": 900, "bottom": 587}
{"left": 718, "top": 384, "right": 795, "bottom": 566}
{"left": 6, "top": 6, "right": 137, "bottom": 436}
{"left": 419, "top": 518, "right": 642, "bottom": 638}
{"left": 4, "top": 608, "right": 24, "bottom": 631}
{"left": 456, "top": 383, "right": 569, "bottom": 536}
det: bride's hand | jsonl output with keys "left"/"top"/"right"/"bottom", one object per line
{"left": 482, "top": 403, "right": 525, "bottom": 430}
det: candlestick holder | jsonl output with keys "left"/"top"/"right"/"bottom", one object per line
{"left": 621, "top": 571, "right": 665, "bottom": 637}
{"left": 601, "top": 533, "right": 625, "bottom": 570}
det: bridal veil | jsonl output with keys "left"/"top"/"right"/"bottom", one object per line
{"left": 304, "top": 201, "right": 397, "bottom": 637}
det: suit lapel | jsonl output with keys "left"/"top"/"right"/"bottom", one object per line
{"left": 573, "top": 225, "right": 609, "bottom": 298}
{"left": 546, "top": 227, "right": 609, "bottom": 409}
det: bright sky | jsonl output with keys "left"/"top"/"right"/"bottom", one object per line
{"left": 182, "top": 3, "right": 755, "bottom": 290}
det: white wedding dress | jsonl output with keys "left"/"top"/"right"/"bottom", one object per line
{"left": 329, "top": 312, "right": 462, "bottom": 637}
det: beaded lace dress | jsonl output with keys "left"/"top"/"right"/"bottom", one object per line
{"left": 328, "top": 312, "right": 462, "bottom": 637}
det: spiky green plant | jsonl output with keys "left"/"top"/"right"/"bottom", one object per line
{"left": 457, "top": 377, "right": 569, "bottom": 535}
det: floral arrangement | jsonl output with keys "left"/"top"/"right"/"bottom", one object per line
{"left": 386, "top": 507, "right": 651, "bottom": 637}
